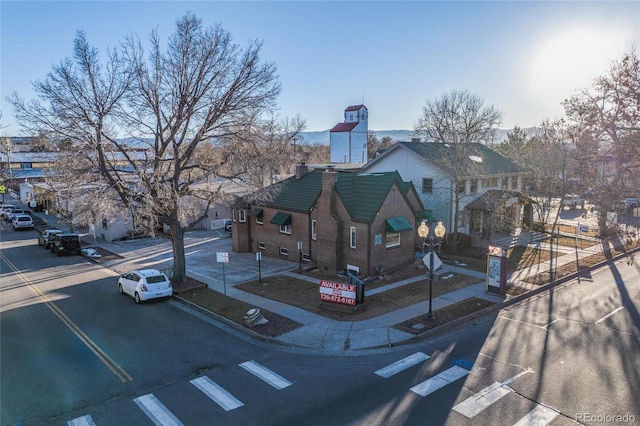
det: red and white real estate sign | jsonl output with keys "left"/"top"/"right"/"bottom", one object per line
{"left": 319, "top": 280, "right": 357, "bottom": 306}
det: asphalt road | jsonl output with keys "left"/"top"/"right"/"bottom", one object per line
{"left": 2, "top": 226, "right": 639, "bottom": 425}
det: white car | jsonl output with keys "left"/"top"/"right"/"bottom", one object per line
{"left": 0, "top": 204, "right": 15, "bottom": 218}
{"left": 12, "top": 214, "right": 34, "bottom": 230}
{"left": 1, "top": 205, "right": 16, "bottom": 219}
{"left": 118, "top": 269, "right": 173, "bottom": 303}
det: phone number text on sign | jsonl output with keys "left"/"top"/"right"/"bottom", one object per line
{"left": 319, "top": 280, "right": 357, "bottom": 306}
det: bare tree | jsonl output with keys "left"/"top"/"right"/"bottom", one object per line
{"left": 563, "top": 45, "right": 640, "bottom": 236}
{"left": 8, "top": 14, "right": 298, "bottom": 283}
{"left": 414, "top": 90, "right": 502, "bottom": 247}
{"left": 525, "top": 119, "right": 576, "bottom": 231}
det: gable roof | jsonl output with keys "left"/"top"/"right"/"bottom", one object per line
{"left": 252, "top": 169, "right": 419, "bottom": 223}
{"left": 335, "top": 171, "right": 414, "bottom": 222}
{"left": 365, "top": 141, "right": 524, "bottom": 177}
{"left": 345, "top": 104, "right": 367, "bottom": 112}
{"left": 330, "top": 122, "right": 359, "bottom": 132}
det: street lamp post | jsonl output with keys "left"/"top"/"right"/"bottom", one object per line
{"left": 417, "top": 221, "right": 446, "bottom": 321}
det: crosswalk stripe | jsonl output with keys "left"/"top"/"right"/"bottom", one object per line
{"left": 239, "top": 360, "right": 292, "bottom": 390}
{"left": 375, "top": 352, "right": 430, "bottom": 378}
{"left": 68, "top": 415, "right": 96, "bottom": 426}
{"left": 513, "top": 405, "right": 559, "bottom": 426}
{"left": 410, "top": 365, "right": 469, "bottom": 397}
{"left": 453, "top": 382, "right": 512, "bottom": 418}
{"left": 190, "top": 376, "right": 244, "bottom": 411}
{"left": 133, "top": 394, "right": 183, "bottom": 426}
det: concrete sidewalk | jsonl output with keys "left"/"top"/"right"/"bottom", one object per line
{"left": 19, "top": 196, "right": 631, "bottom": 354}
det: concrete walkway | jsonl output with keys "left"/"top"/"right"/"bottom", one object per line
{"left": 14, "top": 193, "right": 636, "bottom": 354}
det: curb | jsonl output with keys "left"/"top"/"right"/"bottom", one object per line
{"left": 386, "top": 243, "right": 640, "bottom": 348}
{"left": 172, "top": 295, "right": 307, "bottom": 350}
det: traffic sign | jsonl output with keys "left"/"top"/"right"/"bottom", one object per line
{"left": 423, "top": 252, "right": 442, "bottom": 271}
{"left": 216, "top": 252, "right": 229, "bottom": 263}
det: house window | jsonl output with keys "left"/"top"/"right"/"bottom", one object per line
{"left": 350, "top": 226, "right": 356, "bottom": 248}
{"left": 102, "top": 218, "right": 108, "bottom": 230}
{"left": 232, "top": 209, "right": 238, "bottom": 221}
{"left": 470, "top": 179, "right": 478, "bottom": 193}
{"left": 257, "top": 241, "right": 266, "bottom": 250}
{"left": 483, "top": 177, "right": 498, "bottom": 188}
{"left": 280, "top": 224, "right": 292, "bottom": 234}
{"left": 302, "top": 253, "right": 311, "bottom": 262}
{"left": 422, "top": 178, "right": 433, "bottom": 194}
{"left": 256, "top": 215, "right": 263, "bottom": 225}
{"left": 239, "top": 210, "right": 246, "bottom": 222}
{"left": 279, "top": 247, "right": 288, "bottom": 256}
{"left": 386, "top": 232, "right": 401, "bottom": 248}
{"left": 311, "top": 220, "right": 317, "bottom": 240}
{"left": 456, "top": 180, "right": 466, "bottom": 194}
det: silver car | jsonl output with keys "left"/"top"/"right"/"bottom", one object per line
{"left": 12, "top": 214, "right": 34, "bottom": 230}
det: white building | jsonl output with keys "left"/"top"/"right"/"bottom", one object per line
{"left": 329, "top": 105, "right": 368, "bottom": 164}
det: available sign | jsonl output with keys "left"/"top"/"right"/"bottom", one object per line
{"left": 319, "top": 280, "right": 357, "bottom": 306}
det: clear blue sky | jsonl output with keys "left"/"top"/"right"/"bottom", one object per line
{"left": 1, "top": 1, "right": 638, "bottom": 136}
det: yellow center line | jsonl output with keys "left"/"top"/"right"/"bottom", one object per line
{"left": 1, "top": 252, "right": 133, "bottom": 383}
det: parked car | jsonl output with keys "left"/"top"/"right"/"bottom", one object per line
{"left": 6, "top": 209, "right": 27, "bottom": 222}
{"left": 38, "top": 229, "right": 62, "bottom": 248}
{"left": 50, "top": 233, "right": 82, "bottom": 256}
{"left": 0, "top": 204, "right": 15, "bottom": 218}
{"left": 624, "top": 197, "right": 640, "bottom": 209}
{"left": 12, "top": 214, "right": 34, "bottom": 230}
{"left": 224, "top": 219, "right": 232, "bottom": 233}
{"left": 561, "top": 195, "right": 584, "bottom": 210}
{"left": 117, "top": 269, "right": 173, "bottom": 303}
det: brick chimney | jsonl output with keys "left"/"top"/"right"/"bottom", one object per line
{"left": 295, "top": 162, "right": 308, "bottom": 180}
{"left": 315, "top": 166, "right": 341, "bottom": 273}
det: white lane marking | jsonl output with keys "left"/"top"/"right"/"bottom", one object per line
{"left": 133, "top": 394, "right": 183, "bottom": 426}
{"left": 190, "top": 376, "right": 244, "bottom": 411}
{"left": 68, "top": 415, "right": 96, "bottom": 426}
{"left": 513, "top": 404, "right": 559, "bottom": 426}
{"left": 375, "top": 352, "right": 430, "bottom": 378}
{"left": 453, "top": 382, "right": 512, "bottom": 418}
{"left": 595, "top": 306, "right": 624, "bottom": 324}
{"left": 498, "top": 315, "right": 553, "bottom": 331}
{"left": 502, "top": 368, "right": 533, "bottom": 386}
{"left": 239, "top": 360, "right": 292, "bottom": 390}
{"left": 410, "top": 366, "right": 469, "bottom": 397}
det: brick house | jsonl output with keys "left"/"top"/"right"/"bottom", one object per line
{"left": 231, "top": 165, "right": 426, "bottom": 277}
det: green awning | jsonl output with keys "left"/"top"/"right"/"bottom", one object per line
{"left": 416, "top": 210, "right": 436, "bottom": 223}
{"left": 270, "top": 212, "right": 292, "bottom": 225}
{"left": 385, "top": 216, "right": 412, "bottom": 233}
{"left": 249, "top": 208, "right": 263, "bottom": 217}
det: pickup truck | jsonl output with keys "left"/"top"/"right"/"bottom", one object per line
{"left": 561, "top": 195, "right": 584, "bottom": 210}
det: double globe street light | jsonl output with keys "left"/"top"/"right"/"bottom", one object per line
{"left": 417, "top": 220, "right": 446, "bottom": 321}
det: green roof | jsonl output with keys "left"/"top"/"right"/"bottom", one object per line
{"left": 397, "top": 142, "right": 523, "bottom": 176}
{"left": 253, "top": 169, "right": 418, "bottom": 224}
{"left": 335, "top": 171, "right": 412, "bottom": 222}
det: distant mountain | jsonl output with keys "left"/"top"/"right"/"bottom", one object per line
{"left": 297, "top": 128, "right": 536, "bottom": 145}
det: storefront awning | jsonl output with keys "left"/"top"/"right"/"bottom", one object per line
{"left": 249, "top": 208, "right": 263, "bottom": 217}
{"left": 270, "top": 212, "right": 292, "bottom": 225}
{"left": 385, "top": 216, "right": 412, "bottom": 233}
{"left": 416, "top": 210, "right": 436, "bottom": 223}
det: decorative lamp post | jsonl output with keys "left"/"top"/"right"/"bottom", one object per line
{"left": 417, "top": 221, "right": 446, "bottom": 321}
